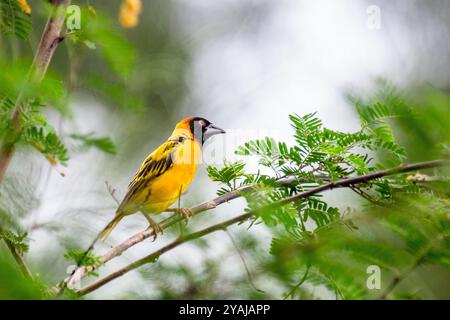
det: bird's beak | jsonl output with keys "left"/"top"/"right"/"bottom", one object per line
{"left": 203, "top": 124, "right": 226, "bottom": 141}
{"left": 208, "top": 124, "right": 226, "bottom": 135}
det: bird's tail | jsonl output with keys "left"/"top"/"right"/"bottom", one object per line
{"left": 99, "top": 214, "right": 123, "bottom": 242}
{"left": 67, "top": 214, "right": 124, "bottom": 281}
{"left": 77, "top": 214, "right": 123, "bottom": 264}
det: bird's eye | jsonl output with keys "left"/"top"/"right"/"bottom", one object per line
{"left": 178, "top": 136, "right": 185, "bottom": 142}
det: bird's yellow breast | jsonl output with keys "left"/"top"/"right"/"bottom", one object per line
{"left": 139, "top": 139, "right": 202, "bottom": 214}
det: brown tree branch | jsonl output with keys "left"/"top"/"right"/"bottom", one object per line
{"left": 0, "top": 0, "right": 71, "bottom": 182}
{"left": 272, "top": 160, "right": 449, "bottom": 209}
{"left": 56, "top": 175, "right": 300, "bottom": 290}
{"left": 77, "top": 213, "right": 252, "bottom": 296}
{"left": 74, "top": 159, "right": 449, "bottom": 296}
{"left": 32, "top": 1, "right": 70, "bottom": 80}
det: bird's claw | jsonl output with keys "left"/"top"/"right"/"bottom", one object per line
{"left": 177, "top": 208, "right": 193, "bottom": 223}
{"left": 147, "top": 222, "right": 163, "bottom": 242}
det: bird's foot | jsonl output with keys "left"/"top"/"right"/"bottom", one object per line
{"left": 149, "top": 222, "right": 163, "bottom": 241}
{"left": 176, "top": 207, "right": 193, "bottom": 223}
{"left": 143, "top": 213, "right": 164, "bottom": 241}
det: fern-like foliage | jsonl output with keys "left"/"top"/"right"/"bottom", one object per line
{"left": 0, "top": 229, "right": 29, "bottom": 254}
{"left": 269, "top": 193, "right": 450, "bottom": 299}
{"left": 64, "top": 248, "right": 103, "bottom": 276}
{"left": 21, "top": 126, "right": 69, "bottom": 165}
{"left": 212, "top": 107, "right": 411, "bottom": 233}
{"left": 207, "top": 161, "right": 251, "bottom": 195}
{"left": 0, "top": 0, "right": 32, "bottom": 40}
{"left": 0, "top": 93, "right": 15, "bottom": 133}
{"left": 208, "top": 89, "right": 449, "bottom": 299}
{"left": 0, "top": 57, "right": 118, "bottom": 166}
{"left": 70, "top": 133, "right": 117, "bottom": 155}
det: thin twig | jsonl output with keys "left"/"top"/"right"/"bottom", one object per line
{"left": 225, "top": 229, "right": 264, "bottom": 293}
{"left": 105, "top": 181, "right": 120, "bottom": 205}
{"left": 283, "top": 265, "right": 310, "bottom": 300}
{"left": 273, "top": 160, "right": 449, "bottom": 209}
{"left": 350, "top": 186, "right": 388, "bottom": 207}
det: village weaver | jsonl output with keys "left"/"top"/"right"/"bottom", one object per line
{"left": 98, "top": 117, "right": 225, "bottom": 242}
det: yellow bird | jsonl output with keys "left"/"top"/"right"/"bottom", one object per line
{"left": 98, "top": 117, "right": 225, "bottom": 241}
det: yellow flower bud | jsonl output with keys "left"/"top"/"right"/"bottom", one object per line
{"left": 119, "top": 0, "right": 142, "bottom": 28}
{"left": 125, "top": 0, "right": 142, "bottom": 13}
{"left": 18, "top": 0, "right": 31, "bottom": 14}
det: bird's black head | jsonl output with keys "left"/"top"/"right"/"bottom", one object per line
{"left": 185, "top": 117, "right": 226, "bottom": 144}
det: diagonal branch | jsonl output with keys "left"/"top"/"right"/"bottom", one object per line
{"left": 272, "top": 160, "right": 449, "bottom": 208}
{"left": 225, "top": 229, "right": 264, "bottom": 293}
{"left": 77, "top": 213, "right": 252, "bottom": 296}
{"left": 56, "top": 175, "right": 301, "bottom": 290}
{"left": 0, "top": 0, "right": 71, "bottom": 182}
{"left": 75, "top": 159, "right": 450, "bottom": 296}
